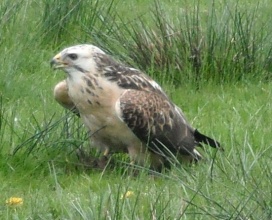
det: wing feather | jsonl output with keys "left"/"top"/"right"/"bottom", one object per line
{"left": 118, "top": 90, "right": 197, "bottom": 157}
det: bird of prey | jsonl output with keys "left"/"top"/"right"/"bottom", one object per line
{"left": 51, "top": 44, "right": 221, "bottom": 171}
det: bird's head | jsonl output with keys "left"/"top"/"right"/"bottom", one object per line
{"left": 50, "top": 44, "right": 106, "bottom": 75}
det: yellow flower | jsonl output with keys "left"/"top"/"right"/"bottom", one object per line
{"left": 5, "top": 197, "right": 23, "bottom": 206}
{"left": 120, "top": 191, "right": 134, "bottom": 199}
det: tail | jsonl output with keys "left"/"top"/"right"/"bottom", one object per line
{"left": 194, "top": 129, "right": 223, "bottom": 150}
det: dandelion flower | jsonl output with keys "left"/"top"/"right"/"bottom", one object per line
{"left": 5, "top": 197, "right": 23, "bottom": 206}
{"left": 120, "top": 191, "right": 134, "bottom": 199}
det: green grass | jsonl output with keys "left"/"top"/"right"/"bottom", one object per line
{"left": 0, "top": 0, "right": 272, "bottom": 219}
{"left": 1, "top": 83, "right": 271, "bottom": 219}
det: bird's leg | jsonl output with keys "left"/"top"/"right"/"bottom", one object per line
{"left": 103, "top": 148, "right": 110, "bottom": 157}
{"left": 130, "top": 160, "right": 135, "bottom": 165}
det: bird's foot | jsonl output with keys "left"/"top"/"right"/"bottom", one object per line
{"left": 76, "top": 147, "right": 112, "bottom": 170}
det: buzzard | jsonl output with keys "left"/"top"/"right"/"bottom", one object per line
{"left": 51, "top": 44, "right": 221, "bottom": 171}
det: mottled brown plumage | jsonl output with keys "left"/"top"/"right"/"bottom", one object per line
{"left": 51, "top": 44, "right": 221, "bottom": 171}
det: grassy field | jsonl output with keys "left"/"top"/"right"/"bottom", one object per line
{"left": 1, "top": 0, "right": 272, "bottom": 219}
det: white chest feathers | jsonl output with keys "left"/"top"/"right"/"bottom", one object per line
{"left": 66, "top": 73, "right": 138, "bottom": 150}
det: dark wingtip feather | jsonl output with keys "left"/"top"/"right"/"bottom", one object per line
{"left": 194, "top": 129, "right": 223, "bottom": 151}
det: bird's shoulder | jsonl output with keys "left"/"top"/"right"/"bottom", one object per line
{"left": 94, "top": 53, "right": 166, "bottom": 96}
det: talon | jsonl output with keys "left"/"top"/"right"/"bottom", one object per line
{"left": 103, "top": 148, "right": 110, "bottom": 157}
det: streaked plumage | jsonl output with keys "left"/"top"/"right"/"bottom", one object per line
{"left": 51, "top": 44, "right": 222, "bottom": 171}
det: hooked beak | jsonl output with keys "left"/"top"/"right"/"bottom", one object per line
{"left": 50, "top": 53, "right": 67, "bottom": 70}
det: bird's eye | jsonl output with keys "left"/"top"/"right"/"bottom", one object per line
{"left": 68, "top": 53, "right": 78, "bottom": 60}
